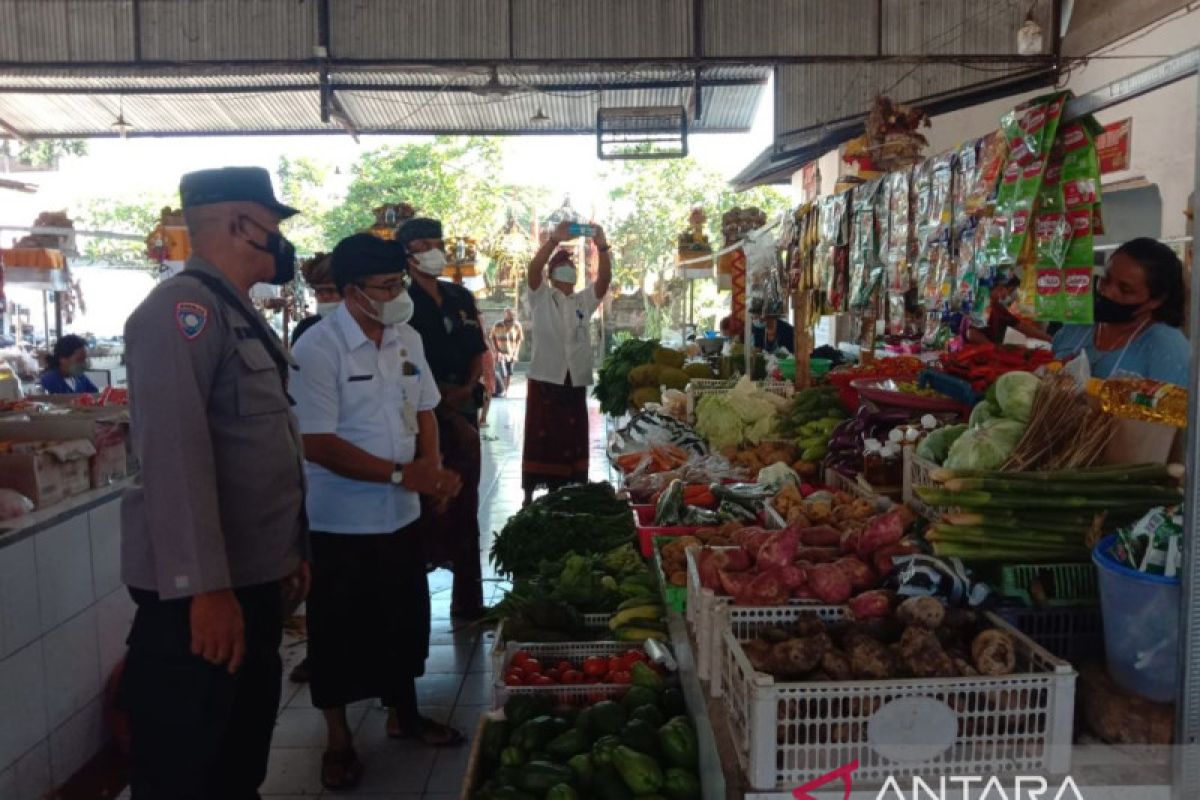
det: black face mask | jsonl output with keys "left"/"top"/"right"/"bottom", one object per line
{"left": 1093, "top": 290, "right": 1143, "bottom": 324}
{"left": 240, "top": 216, "right": 296, "bottom": 285}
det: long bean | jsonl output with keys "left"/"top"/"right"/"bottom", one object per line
{"left": 942, "top": 477, "right": 1184, "bottom": 502}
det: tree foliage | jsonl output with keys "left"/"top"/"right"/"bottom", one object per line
{"left": 73, "top": 190, "right": 173, "bottom": 267}
{"left": 277, "top": 155, "right": 334, "bottom": 255}
{"left": 322, "top": 136, "right": 522, "bottom": 248}
{"left": 0, "top": 139, "right": 88, "bottom": 169}
{"left": 601, "top": 155, "right": 792, "bottom": 337}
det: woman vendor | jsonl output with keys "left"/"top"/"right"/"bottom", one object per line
{"left": 521, "top": 220, "right": 612, "bottom": 505}
{"left": 751, "top": 312, "right": 795, "bottom": 354}
{"left": 39, "top": 334, "right": 99, "bottom": 394}
{"left": 1052, "top": 237, "right": 1189, "bottom": 385}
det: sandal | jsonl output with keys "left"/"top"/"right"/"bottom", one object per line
{"left": 387, "top": 714, "right": 466, "bottom": 747}
{"left": 320, "top": 748, "right": 364, "bottom": 791}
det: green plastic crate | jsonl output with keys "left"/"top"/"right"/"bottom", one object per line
{"left": 653, "top": 536, "right": 687, "bottom": 613}
{"left": 998, "top": 562, "right": 1099, "bottom": 607}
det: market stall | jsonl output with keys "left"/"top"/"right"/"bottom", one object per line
{"left": 469, "top": 77, "right": 1193, "bottom": 800}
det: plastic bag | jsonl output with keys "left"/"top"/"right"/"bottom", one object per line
{"left": 0, "top": 488, "right": 34, "bottom": 521}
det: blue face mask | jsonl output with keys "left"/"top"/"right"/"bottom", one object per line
{"left": 751, "top": 319, "right": 766, "bottom": 329}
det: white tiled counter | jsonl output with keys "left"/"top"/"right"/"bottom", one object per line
{"left": 0, "top": 481, "right": 134, "bottom": 800}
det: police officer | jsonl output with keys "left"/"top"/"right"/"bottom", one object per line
{"left": 120, "top": 166, "right": 309, "bottom": 800}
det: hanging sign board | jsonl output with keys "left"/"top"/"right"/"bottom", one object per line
{"left": 1097, "top": 118, "right": 1132, "bottom": 174}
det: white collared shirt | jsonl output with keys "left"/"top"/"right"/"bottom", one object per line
{"left": 290, "top": 303, "right": 440, "bottom": 534}
{"left": 526, "top": 281, "right": 602, "bottom": 386}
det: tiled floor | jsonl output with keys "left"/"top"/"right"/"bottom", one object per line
{"left": 121, "top": 374, "right": 611, "bottom": 799}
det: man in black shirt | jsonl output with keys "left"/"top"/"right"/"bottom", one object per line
{"left": 398, "top": 218, "right": 488, "bottom": 619}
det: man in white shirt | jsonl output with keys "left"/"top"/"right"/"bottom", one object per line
{"left": 521, "top": 220, "right": 612, "bottom": 504}
{"left": 289, "top": 233, "right": 464, "bottom": 791}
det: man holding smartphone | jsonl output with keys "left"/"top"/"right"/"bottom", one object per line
{"left": 521, "top": 220, "right": 612, "bottom": 505}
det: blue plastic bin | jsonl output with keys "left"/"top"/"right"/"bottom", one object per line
{"left": 1092, "top": 534, "right": 1180, "bottom": 702}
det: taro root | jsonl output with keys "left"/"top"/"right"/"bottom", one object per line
{"left": 820, "top": 648, "right": 854, "bottom": 681}
{"left": 847, "top": 636, "right": 894, "bottom": 680}
{"left": 971, "top": 629, "right": 1017, "bottom": 676}
{"left": 896, "top": 596, "right": 946, "bottom": 630}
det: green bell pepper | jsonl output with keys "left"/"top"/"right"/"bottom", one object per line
{"left": 657, "top": 718, "right": 698, "bottom": 769}
{"left": 546, "top": 784, "right": 579, "bottom": 800}
{"left": 662, "top": 768, "right": 701, "bottom": 800}
{"left": 611, "top": 745, "right": 664, "bottom": 794}
{"left": 630, "top": 661, "right": 665, "bottom": 691}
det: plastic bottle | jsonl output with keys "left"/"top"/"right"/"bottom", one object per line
{"left": 1088, "top": 377, "right": 1188, "bottom": 428}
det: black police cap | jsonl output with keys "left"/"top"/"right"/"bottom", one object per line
{"left": 331, "top": 233, "right": 409, "bottom": 291}
{"left": 179, "top": 166, "right": 300, "bottom": 219}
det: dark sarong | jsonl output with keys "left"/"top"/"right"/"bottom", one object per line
{"left": 307, "top": 525, "right": 430, "bottom": 709}
{"left": 522, "top": 377, "right": 589, "bottom": 493}
{"left": 421, "top": 409, "right": 484, "bottom": 612}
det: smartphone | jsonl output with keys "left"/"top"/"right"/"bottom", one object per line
{"left": 568, "top": 222, "right": 595, "bottom": 238}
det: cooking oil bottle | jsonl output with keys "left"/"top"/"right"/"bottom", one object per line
{"left": 1087, "top": 377, "right": 1189, "bottom": 428}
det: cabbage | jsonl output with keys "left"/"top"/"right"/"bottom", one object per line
{"left": 968, "top": 400, "right": 1001, "bottom": 427}
{"left": 694, "top": 377, "right": 782, "bottom": 447}
{"left": 943, "top": 419, "right": 1026, "bottom": 471}
{"left": 916, "top": 423, "right": 967, "bottom": 465}
{"left": 757, "top": 462, "right": 800, "bottom": 491}
{"left": 994, "top": 371, "right": 1039, "bottom": 423}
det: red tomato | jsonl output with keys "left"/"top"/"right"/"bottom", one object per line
{"left": 506, "top": 666, "right": 524, "bottom": 680}
{"left": 623, "top": 649, "right": 647, "bottom": 664}
{"left": 522, "top": 659, "right": 542, "bottom": 675}
{"left": 561, "top": 669, "right": 583, "bottom": 684}
{"left": 608, "top": 657, "right": 624, "bottom": 674}
{"left": 608, "top": 670, "right": 633, "bottom": 685}
{"left": 582, "top": 657, "right": 608, "bottom": 679}
{"left": 544, "top": 668, "right": 561, "bottom": 682}
{"left": 584, "top": 676, "right": 601, "bottom": 685}
{"left": 587, "top": 691, "right": 609, "bottom": 704}
{"left": 503, "top": 672, "right": 523, "bottom": 686}
{"left": 556, "top": 660, "right": 574, "bottom": 674}
{"left": 511, "top": 651, "right": 532, "bottom": 668}
{"left": 531, "top": 674, "right": 554, "bottom": 686}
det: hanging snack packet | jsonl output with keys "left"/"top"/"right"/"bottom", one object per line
{"left": 986, "top": 159, "right": 1022, "bottom": 266}
{"left": 885, "top": 169, "right": 912, "bottom": 290}
{"left": 965, "top": 130, "right": 1008, "bottom": 217}
{"left": 886, "top": 290, "right": 907, "bottom": 336}
{"left": 953, "top": 138, "right": 978, "bottom": 227}
{"left": 849, "top": 181, "right": 881, "bottom": 309}
{"left": 1059, "top": 122, "right": 1100, "bottom": 208}
{"left": 1062, "top": 207, "right": 1095, "bottom": 324}
{"left": 1007, "top": 155, "right": 1048, "bottom": 264}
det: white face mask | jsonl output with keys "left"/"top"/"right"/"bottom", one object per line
{"left": 316, "top": 301, "right": 340, "bottom": 318}
{"left": 357, "top": 287, "right": 414, "bottom": 326}
{"left": 412, "top": 249, "right": 447, "bottom": 276}
{"left": 551, "top": 265, "right": 577, "bottom": 285}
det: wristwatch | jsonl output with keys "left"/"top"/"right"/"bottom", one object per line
{"left": 390, "top": 465, "right": 404, "bottom": 486}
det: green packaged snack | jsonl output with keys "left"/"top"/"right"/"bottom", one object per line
{"left": 1135, "top": 507, "right": 1179, "bottom": 575}
{"left": 1058, "top": 122, "right": 1100, "bottom": 209}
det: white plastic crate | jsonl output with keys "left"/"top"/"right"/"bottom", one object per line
{"left": 686, "top": 379, "right": 793, "bottom": 422}
{"left": 825, "top": 467, "right": 895, "bottom": 507}
{"left": 491, "top": 641, "right": 669, "bottom": 707}
{"left": 684, "top": 546, "right": 819, "bottom": 685}
{"left": 488, "top": 613, "right": 612, "bottom": 676}
{"left": 718, "top": 605, "right": 1076, "bottom": 791}
{"left": 903, "top": 445, "right": 943, "bottom": 521}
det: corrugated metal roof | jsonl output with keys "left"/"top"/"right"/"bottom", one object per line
{"left": 329, "top": 0, "right": 508, "bottom": 61}
{"left": 0, "top": 0, "right": 135, "bottom": 62}
{"left": 138, "top": 0, "right": 318, "bottom": 61}
{"left": 705, "top": 0, "right": 879, "bottom": 58}
{"left": 511, "top": 0, "right": 692, "bottom": 60}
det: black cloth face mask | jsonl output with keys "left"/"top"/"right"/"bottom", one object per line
{"left": 240, "top": 215, "right": 297, "bottom": 285}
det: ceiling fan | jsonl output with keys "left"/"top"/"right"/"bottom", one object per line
{"left": 470, "top": 66, "right": 526, "bottom": 97}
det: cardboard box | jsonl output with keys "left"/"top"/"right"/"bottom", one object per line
{"left": 0, "top": 443, "right": 94, "bottom": 509}
{"left": 90, "top": 439, "right": 128, "bottom": 488}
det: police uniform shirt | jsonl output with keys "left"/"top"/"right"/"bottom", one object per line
{"left": 526, "top": 281, "right": 602, "bottom": 387}
{"left": 121, "top": 256, "right": 307, "bottom": 600}
{"left": 407, "top": 279, "right": 487, "bottom": 387}
{"left": 289, "top": 302, "right": 440, "bottom": 534}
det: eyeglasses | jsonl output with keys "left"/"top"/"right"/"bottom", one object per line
{"left": 358, "top": 276, "right": 410, "bottom": 298}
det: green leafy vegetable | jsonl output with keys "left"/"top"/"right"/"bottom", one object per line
{"left": 994, "top": 371, "right": 1039, "bottom": 422}
{"left": 915, "top": 423, "right": 967, "bottom": 465}
{"left": 943, "top": 419, "right": 1026, "bottom": 471}
{"left": 594, "top": 338, "right": 659, "bottom": 416}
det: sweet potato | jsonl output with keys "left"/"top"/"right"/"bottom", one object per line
{"left": 799, "top": 525, "right": 843, "bottom": 547}
{"left": 736, "top": 568, "right": 790, "bottom": 605}
{"left": 848, "top": 589, "right": 896, "bottom": 619}
{"left": 808, "top": 563, "right": 854, "bottom": 604}
{"left": 856, "top": 509, "right": 906, "bottom": 558}
{"left": 872, "top": 542, "right": 920, "bottom": 577}
{"left": 756, "top": 528, "right": 801, "bottom": 570}
{"left": 777, "top": 564, "right": 808, "bottom": 590}
{"left": 719, "top": 569, "right": 756, "bottom": 598}
{"left": 832, "top": 557, "right": 877, "bottom": 591}
{"left": 794, "top": 546, "right": 840, "bottom": 564}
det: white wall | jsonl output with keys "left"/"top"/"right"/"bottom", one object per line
{"left": 800, "top": 7, "right": 1200, "bottom": 239}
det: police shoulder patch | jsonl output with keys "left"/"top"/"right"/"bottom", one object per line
{"left": 175, "top": 301, "right": 209, "bottom": 340}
